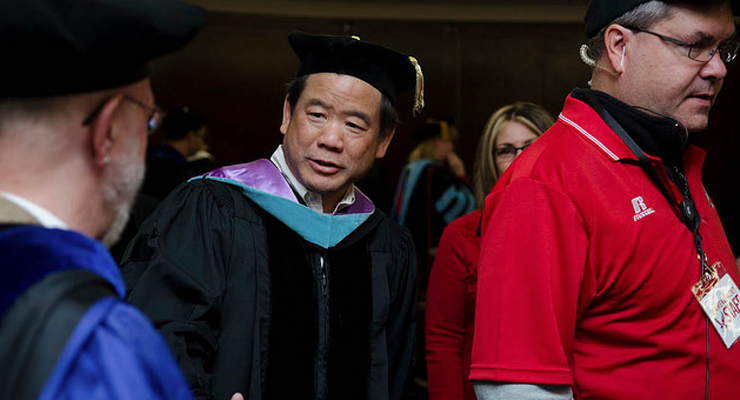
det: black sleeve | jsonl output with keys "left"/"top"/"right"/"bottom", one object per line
{"left": 120, "top": 180, "right": 237, "bottom": 400}
{"left": 384, "top": 224, "right": 418, "bottom": 400}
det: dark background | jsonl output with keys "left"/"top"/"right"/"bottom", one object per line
{"left": 148, "top": 3, "right": 740, "bottom": 254}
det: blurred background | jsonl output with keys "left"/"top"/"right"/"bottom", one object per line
{"left": 149, "top": 0, "right": 740, "bottom": 255}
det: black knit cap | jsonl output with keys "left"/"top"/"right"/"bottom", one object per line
{"left": 585, "top": 0, "right": 649, "bottom": 38}
{"left": 0, "top": 0, "right": 206, "bottom": 98}
{"left": 585, "top": 0, "right": 739, "bottom": 38}
{"left": 289, "top": 30, "right": 423, "bottom": 111}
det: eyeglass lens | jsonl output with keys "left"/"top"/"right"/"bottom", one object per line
{"left": 495, "top": 145, "right": 529, "bottom": 160}
{"left": 691, "top": 41, "right": 739, "bottom": 63}
{"left": 148, "top": 110, "right": 162, "bottom": 133}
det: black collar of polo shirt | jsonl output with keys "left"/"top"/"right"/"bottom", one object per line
{"left": 572, "top": 88, "right": 691, "bottom": 166}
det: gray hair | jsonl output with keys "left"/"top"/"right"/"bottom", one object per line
{"left": 0, "top": 97, "right": 71, "bottom": 126}
{"left": 584, "top": 1, "right": 672, "bottom": 63}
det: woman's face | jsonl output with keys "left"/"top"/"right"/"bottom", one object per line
{"left": 494, "top": 120, "right": 540, "bottom": 176}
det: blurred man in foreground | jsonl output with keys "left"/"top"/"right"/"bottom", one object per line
{"left": 0, "top": 0, "right": 205, "bottom": 398}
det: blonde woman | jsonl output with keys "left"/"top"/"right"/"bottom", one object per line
{"left": 426, "top": 102, "right": 554, "bottom": 400}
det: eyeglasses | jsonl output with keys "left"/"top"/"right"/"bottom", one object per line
{"left": 122, "top": 96, "right": 165, "bottom": 134}
{"left": 494, "top": 144, "right": 530, "bottom": 161}
{"left": 624, "top": 25, "right": 739, "bottom": 64}
{"left": 82, "top": 95, "right": 164, "bottom": 135}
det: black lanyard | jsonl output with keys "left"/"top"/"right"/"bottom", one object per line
{"left": 584, "top": 91, "right": 710, "bottom": 277}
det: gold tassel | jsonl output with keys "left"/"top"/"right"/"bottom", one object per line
{"left": 427, "top": 119, "right": 450, "bottom": 141}
{"left": 439, "top": 120, "right": 449, "bottom": 141}
{"left": 409, "top": 56, "right": 425, "bottom": 116}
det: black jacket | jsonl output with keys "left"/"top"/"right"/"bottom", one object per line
{"left": 122, "top": 178, "right": 417, "bottom": 400}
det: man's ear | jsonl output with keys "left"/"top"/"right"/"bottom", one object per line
{"left": 375, "top": 126, "right": 396, "bottom": 159}
{"left": 279, "top": 94, "right": 292, "bottom": 136}
{"left": 604, "top": 24, "right": 629, "bottom": 74}
{"left": 89, "top": 94, "right": 125, "bottom": 167}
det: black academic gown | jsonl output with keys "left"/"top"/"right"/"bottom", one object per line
{"left": 121, "top": 161, "right": 417, "bottom": 400}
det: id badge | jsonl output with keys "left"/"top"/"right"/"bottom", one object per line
{"left": 691, "top": 261, "right": 740, "bottom": 348}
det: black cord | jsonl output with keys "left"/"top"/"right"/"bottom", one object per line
{"left": 706, "top": 317, "right": 709, "bottom": 400}
{"left": 585, "top": 91, "right": 711, "bottom": 400}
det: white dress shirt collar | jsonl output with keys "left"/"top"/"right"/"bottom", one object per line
{"left": 0, "top": 191, "right": 68, "bottom": 229}
{"left": 270, "top": 146, "right": 355, "bottom": 214}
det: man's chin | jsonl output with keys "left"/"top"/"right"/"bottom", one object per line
{"left": 682, "top": 116, "right": 709, "bottom": 134}
{"left": 99, "top": 150, "right": 144, "bottom": 248}
{"left": 101, "top": 204, "right": 132, "bottom": 248}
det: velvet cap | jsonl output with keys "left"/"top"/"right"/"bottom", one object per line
{"left": 0, "top": 0, "right": 206, "bottom": 98}
{"left": 585, "top": 0, "right": 738, "bottom": 38}
{"left": 289, "top": 30, "right": 425, "bottom": 113}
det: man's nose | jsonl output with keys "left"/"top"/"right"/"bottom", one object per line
{"left": 700, "top": 50, "right": 728, "bottom": 81}
{"left": 317, "top": 122, "right": 343, "bottom": 151}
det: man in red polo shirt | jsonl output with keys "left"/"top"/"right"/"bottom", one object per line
{"left": 471, "top": 1, "right": 740, "bottom": 399}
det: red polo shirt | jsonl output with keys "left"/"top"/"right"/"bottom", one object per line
{"left": 470, "top": 94, "right": 740, "bottom": 399}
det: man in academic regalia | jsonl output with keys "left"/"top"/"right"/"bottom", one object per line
{"left": 121, "top": 31, "right": 423, "bottom": 400}
{"left": 0, "top": 0, "right": 205, "bottom": 399}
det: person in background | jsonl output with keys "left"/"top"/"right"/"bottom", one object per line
{"left": 471, "top": 1, "right": 740, "bottom": 399}
{"left": 142, "top": 106, "right": 209, "bottom": 201}
{"left": 187, "top": 139, "right": 220, "bottom": 176}
{"left": 121, "top": 31, "right": 423, "bottom": 400}
{"left": 392, "top": 118, "right": 476, "bottom": 294}
{"left": 113, "top": 107, "right": 213, "bottom": 262}
{"left": 391, "top": 118, "right": 476, "bottom": 398}
{"left": 425, "top": 102, "right": 554, "bottom": 400}
{"left": 0, "top": 0, "right": 205, "bottom": 398}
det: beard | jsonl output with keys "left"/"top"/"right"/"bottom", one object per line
{"left": 100, "top": 135, "right": 145, "bottom": 248}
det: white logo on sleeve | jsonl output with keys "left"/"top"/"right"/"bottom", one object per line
{"left": 632, "top": 196, "right": 655, "bottom": 221}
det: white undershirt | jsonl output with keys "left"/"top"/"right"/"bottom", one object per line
{"left": 0, "top": 191, "right": 68, "bottom": 229}
{"left": 474, "top": 383, "right": 573, "bottom": 400}
{"left": 270, "top": 146, "right": 355, "bottom": 214}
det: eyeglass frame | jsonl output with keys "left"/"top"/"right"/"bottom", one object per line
{"left": 82, "top": 95, "right": 165, "bottom": 135}
{"left": 494, "top": 144, "right": 531, "bottom": 160}
{"left": 622, "top": 25, "right": 739, "bottom": 64}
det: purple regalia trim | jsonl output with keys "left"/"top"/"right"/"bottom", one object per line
{"left": 350, "top": 188, "right": 374, "bottom": 214}
{"left": 203, "top": 159, "right": 375, "bottom": 214}
{"left": 204, "top": 159, "right": 298, "bottom": 202}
